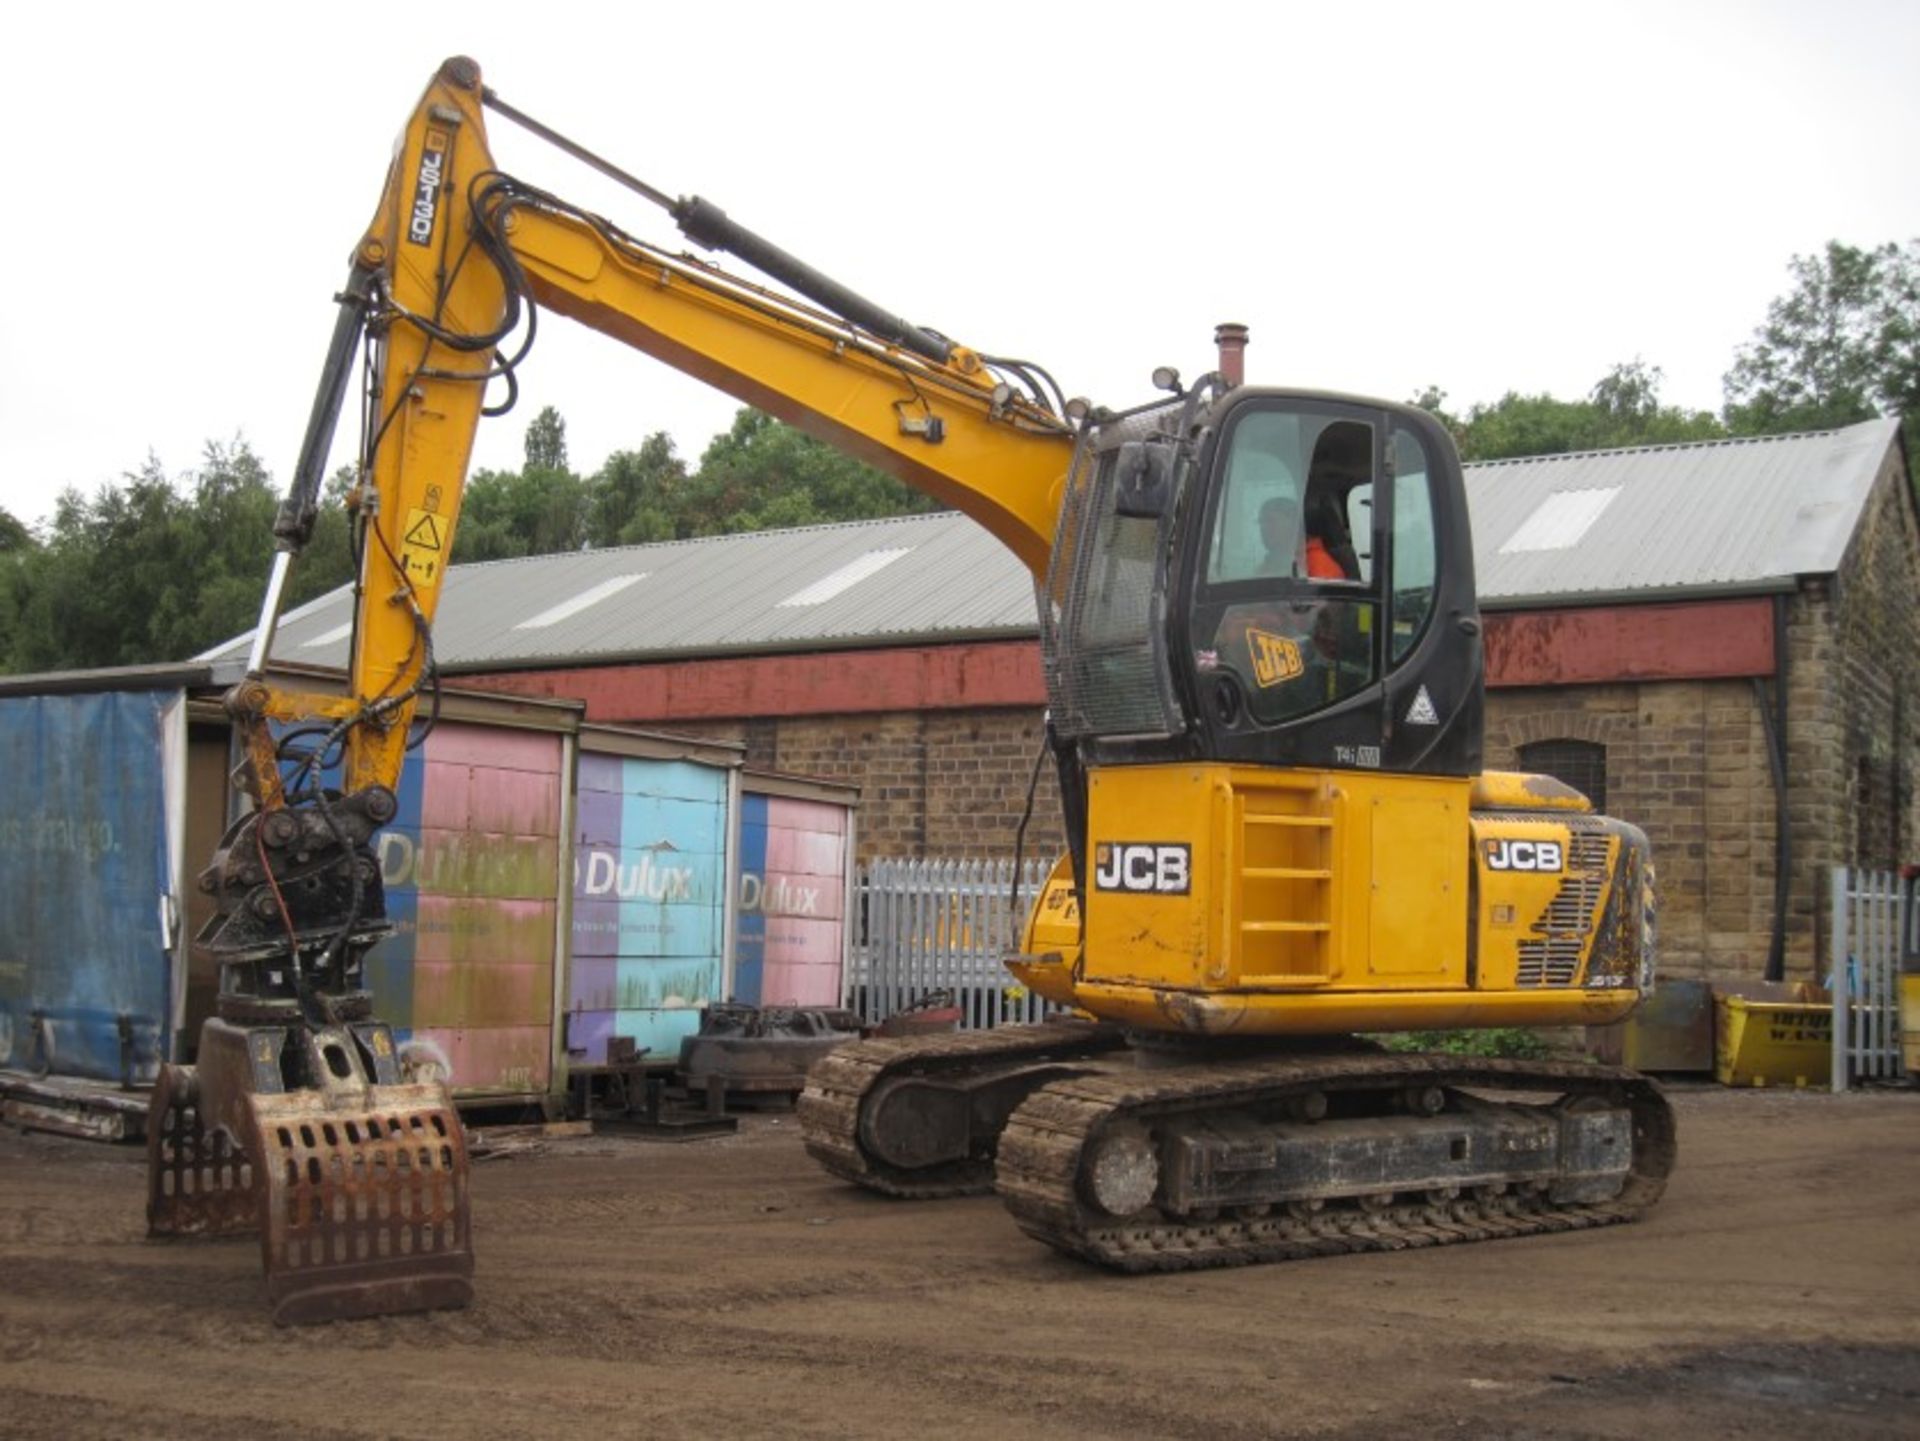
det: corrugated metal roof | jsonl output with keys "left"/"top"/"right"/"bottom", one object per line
{"left": 203, "top": 417, "right": 1901, "bottom": 672}
{"left": 202, "top": 511, "right": 1040, "bottom": 671}
{"left": 1466, "top": 416, "right": 1899, "bottom": 605}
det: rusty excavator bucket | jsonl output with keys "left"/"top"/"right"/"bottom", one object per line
{"left": 148, "top": 766, "right": 477, "bottom": 1324}
{"left": 148, "top": 1013, "right": 473, "bottom": 1325}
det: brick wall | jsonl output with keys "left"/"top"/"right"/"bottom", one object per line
{"left": 659, "top": 707, "right": 1066, "bottom": 866}
{"left": 1825, "top": 449, "right": 1920, "bottom": 872}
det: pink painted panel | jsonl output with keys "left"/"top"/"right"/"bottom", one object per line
{"left": 415, "top": 1025, "right": 549, "bottom": 1093}
{"left": 466, "top": 765, "right": 562, "bottom": 837}
{"left": 419, "top": 761, "right": 472, "bottom": 831}
{"left": 405, "top": 831, "right": 560, "bottom": 900}
{"left": 423, "top": 722, "right": 563, "bottom": 774}
{"left": 757, "top": 957, "right": 842, "bottom": 1007}
{"left": 765, "top": 828, "right": 845, "bottom": 877}
{"left": 412, "top": 960, "right": 552, "bottom": 1028}
{"left": 752, "top": 867, "right": 844, "bottom": 923}
{"left": 412, "top": 896, "right": 555, "bottom": 966}
{"left": 763, "top": 916, "right": 845, "bottom": 968}
{"left": 762, "top": 796, "right": 847, "bottom": 836}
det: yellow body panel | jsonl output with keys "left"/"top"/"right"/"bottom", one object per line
{"left": 1903, "top": 974, "right": 1920, "bottom": 1076}
{"left": 1009, "top": 763, "right": 1648, "bottom": 1037}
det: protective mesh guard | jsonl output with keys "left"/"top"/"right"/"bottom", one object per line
{"left": 1039, "top": 403, "right": 1187, "bottom": 740}
{"left": 147, "top": 1065, "right": 259, "bottom": 1239}
{"left": 252, "top": 1086, "right": 474, "bottom": 1325}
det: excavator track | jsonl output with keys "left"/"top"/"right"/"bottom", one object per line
{"left": 995, "top": 1051, "right": 1675, "bottom": 1272}
{"left": 799, "top": 1022, "right": 1125, "bottom": 1197}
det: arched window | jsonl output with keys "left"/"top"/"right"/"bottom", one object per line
{"left": 1519, "top": 738, "right": 1606, "bottom": 813}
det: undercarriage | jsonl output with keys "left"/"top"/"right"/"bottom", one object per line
{"left": 800, "top": 1026, "right": 1675, "bottom": 1272}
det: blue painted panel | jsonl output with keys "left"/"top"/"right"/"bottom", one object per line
{"left": 0, "top": 691, "right": 176, "bottom": 1081}
{"left": 625, "top": 759, "right": 732, "bottom": 805}
{"left": 610, "top": 1006, "right": 703, "bottom": 1059}
{"left": 362, "top": 740, "right": 426, "bottom": 1038}
{"left": 618, "top": 792, "right": 726, "bottom": 858}
{"left": 616, "top": 900, "right": 721, "bottom": 959}
{"left": 732, "top": 794, "right": 770, "bottom": 1004}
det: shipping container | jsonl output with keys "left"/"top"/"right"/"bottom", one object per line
{"left": 187, "top": 667, "right": 587, "bottom": 1107}
{"left": 734, "top": 773, "right": 857, "bottom": 1009}
{"left": 564, "top": 728, "right": 741, "bottom": 1068}
{"left": 0, "top": 668, "right": 202, "bottom": 1086}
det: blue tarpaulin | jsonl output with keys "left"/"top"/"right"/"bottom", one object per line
{"left": 0, "top": 691, "right": 176, "bottom": 1082}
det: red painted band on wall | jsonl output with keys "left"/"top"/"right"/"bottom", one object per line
{"left": 1482, "top": 598, "right": 1775, "bottom": 687}
{"left": 456, "top": 598, "right": 1777, "bottom": 723}
{"left": 459, "top": 640, "right": 1048, "bottom": 722}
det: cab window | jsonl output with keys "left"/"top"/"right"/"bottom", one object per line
{"left": 1388, "top": 427, "right": 1437, "bottom": 660}
{"left": 1195, "top": 408, "right": 1379, "bottom": 725}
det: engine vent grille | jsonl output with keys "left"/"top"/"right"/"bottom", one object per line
{"left": 1516, "top": 830, "right": 1612, "bottom": 987}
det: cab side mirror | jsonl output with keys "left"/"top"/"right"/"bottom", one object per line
{"left": 1113, "top": 441, "right": 1175, "bottom": 520}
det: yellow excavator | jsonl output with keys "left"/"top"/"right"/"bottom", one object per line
{"left": 147, "top": 57, "right": 1673, "bottom": 1321}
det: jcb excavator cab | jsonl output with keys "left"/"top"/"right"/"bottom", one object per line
{"left": 1042, "top": 387, "right": 1483, "bottom": 792}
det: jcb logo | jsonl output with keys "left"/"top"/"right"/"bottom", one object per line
{"left": 1247, "top": 627, "right": 1303, "bottom": 688}
{"left": 1484, "top": 839, "right": 1565, "bottom": 873}
{"left": 1094, "top": 843, "right": 1191, "bottom": 894}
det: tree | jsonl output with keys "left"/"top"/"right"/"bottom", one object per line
{"left": 681, "top": 408, "right": 939, "bottom": 536}
{"left": 0, "top": 440, "right": 360, "bottom": 674}
{"left": 523, "top": 405, "right": 569, "bottom": 472}
{"left": 451, "top": 408, "right": 592, "bottom": 561}
{"left": 1430, "top": 362, "right": 1724, "bottom": 463}
{"left": 1723, "top": 240, "right": 1920, "bottom": 461}
{"left": 587, "top": 433, "right": 687, "bottom": 546}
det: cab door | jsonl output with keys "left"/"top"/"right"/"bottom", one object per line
{"left": 1175, "top": 392, "right": 1483, "bottom": 780}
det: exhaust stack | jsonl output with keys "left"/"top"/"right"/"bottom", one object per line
{"left": 1215, "top": 323, "right": 1249, "bottom": 387}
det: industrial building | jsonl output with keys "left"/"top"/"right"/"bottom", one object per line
{"left": 204, "top": 415, "right": 1919, "bottom": 988}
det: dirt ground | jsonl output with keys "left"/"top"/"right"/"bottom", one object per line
{"left": 1, "top": 1083, "right": 1917, "bottom": 1441}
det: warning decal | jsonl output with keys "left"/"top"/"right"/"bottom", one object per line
{"left": 398, "top": 507, "right": 448, "bottom": 590}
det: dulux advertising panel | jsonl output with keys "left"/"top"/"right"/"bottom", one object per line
{"left": 566, "top": 754, "right": 728, "bottom": 1065}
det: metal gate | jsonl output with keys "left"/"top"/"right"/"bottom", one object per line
{"left": 1829, "top": 867, "right": 1911, "bottom": 1090}
{"left": 848, "top": 858, "right": 1058, "bottom": 1030}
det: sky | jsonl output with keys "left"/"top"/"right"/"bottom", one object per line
{"left": 1, "top": 0, "right": 1915, "bottom": 530}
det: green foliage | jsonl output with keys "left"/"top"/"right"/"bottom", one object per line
{"left": 2, "top": 440, "right": 355, "bottom": 673}
{"left": 589, "top": 432, "right": 689, "bottom": 546}
{"left": 1722, "top": 240, "right": 1920, "bottom": 489}
{"left": 523, "top": 405, "right": 570, "bottom": 473}
{"left": 1439, "top": 361, "right": 1725, "bottom": 463}
{"left": 1723, "top": 240, "right": 1917, "bottom": 431}
{"left": 1375, "top": 1028, "right": 1552, "bottom": 1059}
{"left": 676, "top": 409, "right": 940, "bottom": 537}
{"left": 455, "top": 464, "right": 591, "bottom": 561}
